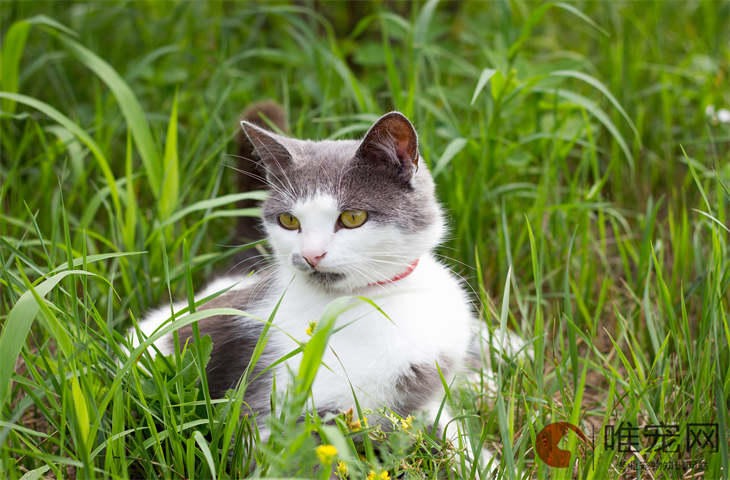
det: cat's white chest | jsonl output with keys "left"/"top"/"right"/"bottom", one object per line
{"left": 265, "top": 255, "right": 474, "bottom": 413}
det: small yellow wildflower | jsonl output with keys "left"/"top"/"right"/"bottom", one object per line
{"left": 367, "top": 470, "right": 377, "bottom": 480}
{"left": 379, "top": 471, "right": 390, "bottom": 480}
{"left": 335, "top": 461, "right": 348, "bottom": 478}
{"left": 305, "top": 321, "right": 317, "bottom": 336}
{"left": 315, "top": 444, "right": 337, "bottom": 465}
{"left": 400, "top": 415, "right": 413, "bottom": 431}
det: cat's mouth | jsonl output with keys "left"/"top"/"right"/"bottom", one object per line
{"left": 291, "top": 255, "right": 347, "bottom": 285}
{"left": 307, "top": 270, "right": 346, "bottom": 284}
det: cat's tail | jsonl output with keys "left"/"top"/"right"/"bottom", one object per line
{"left": 233, "top": 101, "right": 288, "bottom": 270}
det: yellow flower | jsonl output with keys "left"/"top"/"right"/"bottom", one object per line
{"left": 335, "top": 461, "right": 348, "bottom": 478}
{"left": 305, "top": 321, "right": 316, "bottom": 336}
{"left": 315, "top": 444, "right": 337, "bottom": 465}
{"left": 365, "top": 470, "right": 389, "bottom": 479}
{"left": 400, "top": 415, "right": 413, "bottom": 431}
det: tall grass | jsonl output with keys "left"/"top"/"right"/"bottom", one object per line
{"left": 1, "top": 1, "right": 729, "bottom": 478}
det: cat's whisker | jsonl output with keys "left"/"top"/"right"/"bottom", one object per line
{"left": 345, "top": 263, "right": 393, "bottom": 292}
{"left": 225, "top": 154, "right": 299, "bottom": 206}
{"left": 350, "top": 249, "right": 417, "bottom": 257}
{"left": 226, "top": 256, "right": 270, "bottom": 276}
{"left": 432, "top": 252, "right": 476, "bottom": 272}
{"left": 442, "top": 266, "right": 481, "bottom": 301}
{"left": 361, "top": 257, "right": 414, "bottom": 266}
{"left": 224, "top": 250, "right": 289, "bottom": 279}
{"left": 224, "top": 156, "right": 295, "bottom": 203}
{"left": 244, "top": 136, "right": 299, "bottom": 200}
{"left": 343, "top": 264, "right": 380, "bottom": 290}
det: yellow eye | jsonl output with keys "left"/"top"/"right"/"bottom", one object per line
{"left": 339, "top": 210, "right": 368, "bottom": 228}
{"left": 278, "top": 213, "right": 300, "bottom": 230}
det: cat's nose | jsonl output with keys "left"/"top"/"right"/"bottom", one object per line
{"left": 303, "top": 251, "right": 326, "bottom": 269}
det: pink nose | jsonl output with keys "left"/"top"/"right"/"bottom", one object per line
{"left": 303, "top": 252, "right": 326, "bottom": 268}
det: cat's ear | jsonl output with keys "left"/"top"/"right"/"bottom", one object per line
{"left": 240, "top": 120, "right": 293, "bottom": 173}
{"left": 356, "top": 112, "right": 419, "bottom": 182}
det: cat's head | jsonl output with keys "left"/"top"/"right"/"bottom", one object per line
{"left": 241, "top": 112, "right": 445, "bottom": 292}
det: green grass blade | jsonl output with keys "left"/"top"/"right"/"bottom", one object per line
{"left": 554, "top": 3, "right": 609, "bottom": 36}
{"left": 432, "top": 137, "right": 467, "bottom": 178}
{"left": 159, "top": 191, "right": 268, "bottom": 228}
{"left": 0, "top": 20, "right": 30, "bottom": 114}
{"left": 413, "top": 0, "right": 439, "bottom": 47}
{"left": 52, "top": 32, "right": 162, "bottom": 197}
{"left": 193, "top": 429, "right": 216, "bottom": 479}
{"left": 47, "top": 251, "right": 144, "bottom": 275}
{"left": 534, "top": 87, "right": 635, "bottom": 170}
{"left": 18, "top": 465, "right": 51, "bottom": 480}
{"left": 0, "top": 269, "right": 96, "bottom": 415}
{"left": 470, "top": 68, "right": 497, "bottom": 105}
{"left": 0, "top": 15, "right": 75, "bottom": 113}
{"left": 549, "top": 69, "right": 639, "bottom": 141}
{"left": 159, "top": 90, "right": 179, "bottom": 220}
{"left": 0, "top": 92, "right": 122, "bottom": 220}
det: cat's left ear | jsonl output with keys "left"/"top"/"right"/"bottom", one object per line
{"left": 240, "top": 120, "right": 294, "bottom": 174}
{"left": 356, "top": 112, "right": 419, "bottom": 182}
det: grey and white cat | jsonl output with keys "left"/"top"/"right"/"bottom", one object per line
{"left": 130, "top": 105, "right": 516, "bottom": 469}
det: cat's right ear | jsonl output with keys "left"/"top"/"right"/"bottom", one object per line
{"left": 355, "top": 112, "right": 419, "bottom": 184}
{"left": 240, "top": 120, "right": 293, "bottom": 173}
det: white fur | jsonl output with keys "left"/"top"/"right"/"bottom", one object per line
{"left": 264, "top": 253, "right": 473, "bottom": 412}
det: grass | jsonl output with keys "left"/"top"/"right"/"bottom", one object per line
{"left": 1, "top": 1, "right": 729, "bottom": 478}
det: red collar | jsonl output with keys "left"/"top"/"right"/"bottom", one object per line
{"left": 368, "top": 259, "right": 419, "bottom": 287}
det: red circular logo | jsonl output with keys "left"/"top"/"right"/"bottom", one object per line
{"left": 536, "top": 422, "right": 591, "bottom": 468}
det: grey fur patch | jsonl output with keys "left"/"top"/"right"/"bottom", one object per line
{"left": 168, "top": 274, "right": 275, "bottom": 415}
{"left": 392, "top": 356, "right": 453, "bottom": 417}
{"left": 243, "top": 112, "right": 442, "bottom": 235}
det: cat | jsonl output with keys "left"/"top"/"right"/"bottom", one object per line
{"left": 129, "top": 104, "right": 515, "bottom": 471}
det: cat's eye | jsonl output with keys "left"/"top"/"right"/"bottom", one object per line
{"left": 339, "top": 210, "right": 368, "bottom": 229}
{"left": 278, "top": 213, "right": 300, "bottom": 230}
